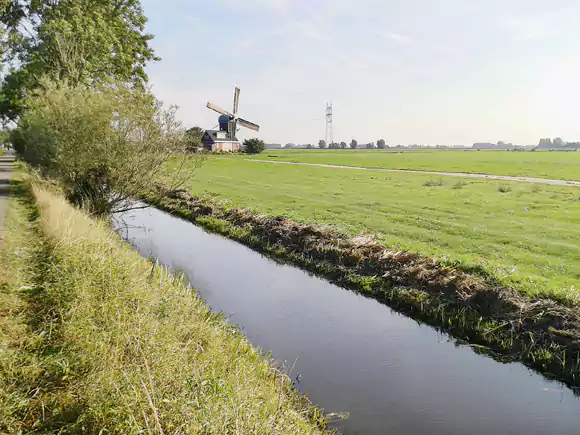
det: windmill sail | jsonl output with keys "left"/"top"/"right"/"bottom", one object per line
{"left": 238, "top": 118, "right": 260, "bottom": 132}
{"left": 206, "top": 102, "right": 231, "bottom": 117}
{"left": 233, "top": 87, "right": 240, "bottom": 116}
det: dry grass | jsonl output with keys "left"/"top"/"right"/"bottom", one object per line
{"left": 0, "top": 177, "right": 327, "bottom": 434}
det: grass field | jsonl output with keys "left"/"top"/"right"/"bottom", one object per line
{"left": 180, "top": 158, "right": 580, "bottom": 301}
{"left": 242, "top": 149, "right": 580, "bottom": 181}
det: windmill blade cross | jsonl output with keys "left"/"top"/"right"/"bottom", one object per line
{"left": 238, "top": 118, "right": 260, "bottom": 132}
{"left": 233, "top": 87, "right": 240, "bottom": 116}
{"left": 206, "top": 102, "right": 231, "bottom": 117}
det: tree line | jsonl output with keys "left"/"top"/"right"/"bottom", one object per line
{"left": 314, "top": 138, "right": 388, "bottom": 149}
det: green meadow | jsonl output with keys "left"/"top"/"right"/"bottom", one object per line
{"left": 178, "top": 157, "right": 580, "bottom": 301}
{"left": 244, "top": 149, "right": 580, "bottom": 181}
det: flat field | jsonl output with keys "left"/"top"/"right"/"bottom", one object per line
{"left": 242, "top": 149, "right": 580, "bottom": 181}
{"left": 179, "top": 158, "right": 580, "bottom": 300}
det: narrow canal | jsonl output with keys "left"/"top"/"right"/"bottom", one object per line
{"left": 115, "top": 206, "right": 580, "bottom": 435}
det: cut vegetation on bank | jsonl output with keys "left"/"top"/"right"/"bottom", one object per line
{"left": 0, "top": 175, "right": 327, "bottom": 434}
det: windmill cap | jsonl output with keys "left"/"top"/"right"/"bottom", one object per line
{"left": 218, "top": 114, "right": 231, "bottom": 122}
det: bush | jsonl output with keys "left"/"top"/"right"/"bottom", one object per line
{"left": 14, "top": 81, "right": 200, "bottom": 215}
{"left": 498, "top": 184, "right": 512, "bottom": 193}
{"left": 244, "top": 138, "right": 265, "bottom": 154}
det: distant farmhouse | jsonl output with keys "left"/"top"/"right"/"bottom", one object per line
{"left": 264, "top": 143, "right": 283, "bottom": 149}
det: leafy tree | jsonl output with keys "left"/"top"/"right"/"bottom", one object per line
{"left": 350, "top": 139, "right": 358, "bottom": 149}
{"left": 15, "top": 81, "right": 199, "bottom": 215}
{"left": 305, "top": 144, "right": 313, "bottom": 149}
{"left": 377, "top": 139, "right": 387, "bottom": 149}
{"left": 340, "top": 141, "right": 347, "bottom": 149}
{"left": 244, "top": 138, "right": 265, "bottom": 154}
{"left": 185, "top": 127, "right": 203, "bottom": 152}
{"left": 0, "top": 0, "right": 158, "bottom": 121}
{"left": 318, "top": 139, "right": 326, "bottom": 149}
{"left": 328, "top": 142, "right": 340, "bottom": 149}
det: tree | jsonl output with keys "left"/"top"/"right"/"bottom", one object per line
{"left": 15, "top": 81, "right": 200, "bottom": 216}
{"left": 350, "top": 139, "right": 358, "bottom": 149}
{"left": 185, "top": 127, "right": 203, "bottom": 152}
{"left": 305, "top": 144, "right": 313, "bottom": 149}
{"left": 318, "top": 139, "right": 326, "bottom": 149}
{"left": 0, "top": 0, "right": 158, "bottom": 121}
{"left": 328, "top": 142, "right": 340, "bottom": 149}
{"left": 340, "top": 141, "right": 347, "bottom": 149}
{"left": 244, "top": 138, "right": 265, "bottom": 154}
{"left": 377, "top": 139, "right": 387, "bottom": 149}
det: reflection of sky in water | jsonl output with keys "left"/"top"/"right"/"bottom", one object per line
{"left": 115, "top": 206, "right": 580, "bottom": 435}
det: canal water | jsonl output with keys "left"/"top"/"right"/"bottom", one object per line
{"left": 115, "top": 206, "right": 580, "bottom": 435}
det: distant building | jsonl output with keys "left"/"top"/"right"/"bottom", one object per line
{"left": 201, "top": 130, "right": 241, "bottom": 153}
{"left": 264, "top": 143, "right": 282, "bottom": 149}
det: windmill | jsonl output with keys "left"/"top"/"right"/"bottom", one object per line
{"left": 204, "top": 87, "right": 260, "bottom": 152}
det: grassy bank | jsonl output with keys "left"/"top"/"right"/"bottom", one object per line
{"left": 143, "top": 184, "right": 580, "bottom": 388}
{"left": 170, "top": 158, "right": 580, "bottom": 301}
{"left": 0, "top": 176, "right": 327, "bottom": 433}
{"left": 239, "top": 149, "right": 580, "bottom": 181}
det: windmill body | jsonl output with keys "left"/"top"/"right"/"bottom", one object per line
{"left": 202, "top": 87, "right": 260, "bottom": 153}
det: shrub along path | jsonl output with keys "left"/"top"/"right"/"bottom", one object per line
{"left": 0, "top": 151, "right": 14, "bottom": 244}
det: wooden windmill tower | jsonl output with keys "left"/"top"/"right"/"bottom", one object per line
{"left": 203, "top": 86, "right": 260, "bottom": 153}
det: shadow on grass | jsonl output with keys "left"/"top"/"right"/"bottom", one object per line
{"left": 6, "top": 178, "right": 88, "bottom": 432}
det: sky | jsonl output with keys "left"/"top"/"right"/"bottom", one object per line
{"left": 141, "top": 0, "right": 580, "bottom": 146}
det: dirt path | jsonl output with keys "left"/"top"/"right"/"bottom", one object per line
{"left": 222, "top": 158, "right": 580, "bottom": 187}
{"left": 0, "top": 151, "right": 15, "bottom": 243}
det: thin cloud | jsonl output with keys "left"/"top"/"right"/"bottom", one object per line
{"left": 389, "top": 33, "right": 410, "bottom": 43}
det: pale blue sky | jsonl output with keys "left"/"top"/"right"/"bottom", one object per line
{"left": 142, "top": 0, "right": 580, "bottom": 145}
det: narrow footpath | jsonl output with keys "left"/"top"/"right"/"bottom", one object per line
{"left": 0, "top": 151, "right": 15, "bottom": 243}
{"left": 222, "top": 158, "right": 580, "bottom": 187}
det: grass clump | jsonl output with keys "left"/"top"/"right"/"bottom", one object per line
{"left": 423, "top": 179, "right": 444, "bottom": 187}
{"left": 0, "top": 178, "right": 327, "bottom": 433}
{"left": 452, "top": 181, "right": 467, "bottom": 189}
{"left": 498, "top": 184, "right": 512, "bottom": 193}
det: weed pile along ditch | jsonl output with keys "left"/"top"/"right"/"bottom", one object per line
{"left": 144, "top": 185, "right": 580, "bottom": 388}
{"left": 0, "top": 178, "right": 328, "bottom": 434}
